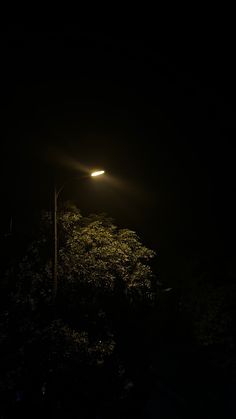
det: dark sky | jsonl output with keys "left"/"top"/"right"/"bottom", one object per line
{"left": 1, "top": 25, "right": 235, "bottom": 282}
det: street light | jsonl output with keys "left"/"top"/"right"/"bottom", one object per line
{"left": 52, "top": 169, "right": 105, "bottom": 302}
{"left": 91, "top": 170, "right": 105, "bottom": 177}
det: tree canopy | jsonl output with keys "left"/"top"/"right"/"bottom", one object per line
{"left": 1, "top": 205, "right": 157, "bottom": 413}
{"left": 13, "top": 205, "right": 156, "bottom": 308}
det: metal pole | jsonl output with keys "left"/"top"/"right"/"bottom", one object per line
{"left": 52, "top": 183, "right": 57, "bottom": 302}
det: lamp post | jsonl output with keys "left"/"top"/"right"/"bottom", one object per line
{"left": 52, "top": 170, "right": 105, "bottom": 303}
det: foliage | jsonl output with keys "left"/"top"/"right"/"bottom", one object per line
{"left": 180, "top": 271, "right": 235, "bottom": 348}
{"left": 193, "top": 280, "right": 235, "bottom": 348}
{"left": 0, "top": 205, "right": 157, "bottom": 412}
{"left": 12, "top": 206, "right": 156, "bottom": 307}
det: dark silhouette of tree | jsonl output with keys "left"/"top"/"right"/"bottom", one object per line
{"left": 0, "top": 204, "right": 157, "bottom": 416}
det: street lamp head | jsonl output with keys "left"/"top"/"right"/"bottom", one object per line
{"left": 91, "top": 170, "right": 105, "bottom": 177}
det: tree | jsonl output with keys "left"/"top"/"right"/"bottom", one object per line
{"left": 1, "top": 205, "right": 157, "bottom": 414}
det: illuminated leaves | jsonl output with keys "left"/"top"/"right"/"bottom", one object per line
{"left": 1, "top": 207, "right": 157, "bottom": 403}
{"left": 15, "top": 208, "right": 156, "bottom": 305}
{"left": 58, "top": 212, "right": 156, "bottom": 299}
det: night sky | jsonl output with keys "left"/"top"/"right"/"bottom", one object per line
{"left": 1, "top": 25, "right": 235, "bottom": 284}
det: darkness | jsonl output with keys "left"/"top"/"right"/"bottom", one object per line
{"left": 1, "top": 26, "right": 235, "bottom": 279}
{"left": 0, "top": 24, "right": 236, "bottom": 417}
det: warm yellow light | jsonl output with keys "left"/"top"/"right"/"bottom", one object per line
{"left": 91, "top": 170, "right": 105, "bottom": 177}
